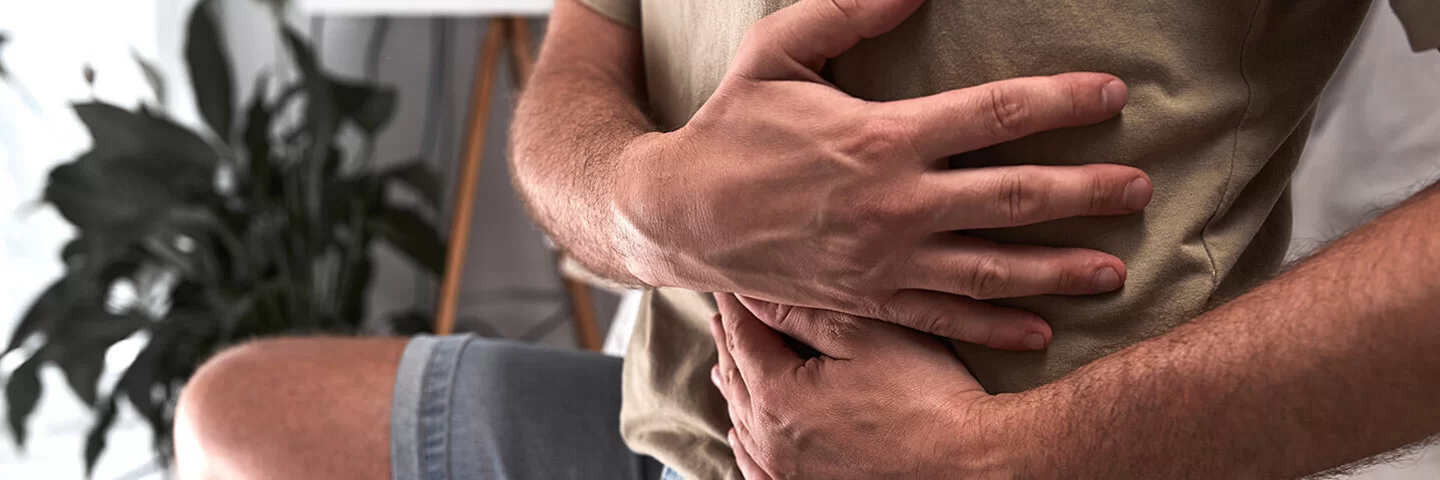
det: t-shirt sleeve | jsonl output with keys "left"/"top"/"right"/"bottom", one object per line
{"left": 1392, "top": 0, "right": 1440, "bottom": 51}
{"left": 577, "top": 0, "right": 640, "bottom": 29}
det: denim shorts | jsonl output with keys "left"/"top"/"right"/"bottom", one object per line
{"left": 389, "top": 335, "right": 667, "bottom": 480}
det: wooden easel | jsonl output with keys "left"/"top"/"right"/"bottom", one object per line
{"left": 432, "top": 17, "right": 603, "bottom": 351}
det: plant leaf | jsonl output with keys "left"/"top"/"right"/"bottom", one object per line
{"left": 185, "top": 0, "right": 234, "bottom": 140}
{"left": 335, "top": 254, "right": 373, "bottom": 328}
{"left": 4, "top": 350, "right": 43, "bottom": 447}
{"left": 49, "top": 104, "right": 218, "bottom": 232}
{"left": 72, "top": 103, "right": 211, "bottom": 160}
{"left": 4, "top": 279, "right": 65, "bottom": 354}
{"left": 57, "top": 350, "right": 104, "bottom": 407}
{"left": 281, "top": 26, "right": 337, "bottom": 256}
{"left": 117, "top": 318, "right": 182, "bottom": 443}
{"left": 331, "top": 79, "right": 396, "bottom": 136}
{"left": 46, "top": 162, "right": 145, "bottom": 230}
{"left": 242, "top": 75, "right": 273, "bottom": 202}
{"left": 376, "top": 159, "right": 441, "bottom": 209}
{"left": 280, "top": 26, "right": 335, "bottom": 166}
{"left": 84, "top": 395, "right": 118, "bottom": 477}
{"left": 117, "top": 344, "right": 163, "bottom": 438}
{"left": 369, "top": 205, "right": 445, "bottom": 275}
{"left": 51, "top": 309, "right": 148, "bottom": 406}
{"left": 0, "top": 31, "right": 9, "bottom": 78}
{"left": 132, "top": 50, "right": 167, "bottom": 110}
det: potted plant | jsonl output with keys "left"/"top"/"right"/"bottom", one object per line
{"left": 1, "top": 1, "right": 444, "bottom": 473}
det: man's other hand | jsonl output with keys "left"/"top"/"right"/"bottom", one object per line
{"left": 709, "top": 293, "right": 1004, "bottom": 479}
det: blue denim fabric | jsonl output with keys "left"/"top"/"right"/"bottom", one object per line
{"left": 390, "top": 335, "right": 664, "bottom": 480}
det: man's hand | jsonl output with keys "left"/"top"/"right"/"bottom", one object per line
{"left": 613, "top": 0, "right": 1152, "bottom": 350}
{"left": 709, "top": 293, "right": 1001, "bottom": 479}
{"left": 716, "top": 186, "right": 1440, "bottom": 479}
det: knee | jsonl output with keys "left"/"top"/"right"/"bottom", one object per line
{"left": 174, "top": 339, "right": 306, "bottom": 479}
{"left": 174, "top": 337, "right": 404, "bottom": 480}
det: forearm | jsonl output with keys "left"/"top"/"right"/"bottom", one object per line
{"left": 509, "top": 0, "right": 655, "bottom": 284}
{"left": 991, "top": 183, "right": 1440, "bottom": 478}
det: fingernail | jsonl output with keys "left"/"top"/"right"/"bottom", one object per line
{"left": 1102, "top": 79, "right": 1128, "bottom": 112}
{"left": 1123, "top": 177, "right": 1152, "bottom": 211}
{"left": 1023, "top": 333, "right": 1047, "bottom": 351}
{"left": 1093, "top": 267, "right": 1122, "bottom": 291}
{"left": 711, "top": 365, "right": 722, "bottom": 388}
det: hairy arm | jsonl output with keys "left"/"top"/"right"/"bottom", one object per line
{"left": 991, "top": 182, "right": 1440, "bottom": 478}
{"left": 509, "top": 0, "right": 654, "bottom": 284}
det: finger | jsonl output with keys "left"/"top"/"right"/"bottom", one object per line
{"left": 715, "top": 293, "right": 803, "bottom": 381}
{"left": 902, "top": 236, "right": 1127, "bottom": 299}
{"left": 737, "top": 295, "right": 869, "bottom": 360}
{"left": 877, "top": 290, "right": 1052, "bottom": 351}
{"left": 731, "top": 428, "right": 775, "bottom": 480}
{"left": 887, "top": 73, "right": 1129, "bottom": 159}
{"left": 710, "top": 314, "right": 735, "bottom": 388}
{"left": 709, "top": 313, "right": 753, "bottom": 420}
{"left": 733, "top": 0, "right": 926, "bottom": 80}
{"left": 919, "top": 164, "right": 1152, "bottom": 230}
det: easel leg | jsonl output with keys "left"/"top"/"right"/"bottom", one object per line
{"left": 434, "top": 18, "right": 506, "bottom": 336}
{"left": 433, "top": 17, "right": 604, "bottom": 351}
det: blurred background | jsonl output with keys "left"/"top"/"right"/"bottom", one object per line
{"left": 1, "top": 0, "right": 623, "bottom": 478}
{"left": 0, "top": 0, "right": 1436, "bottom": 478}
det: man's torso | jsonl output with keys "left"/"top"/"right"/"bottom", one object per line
{"left": 582, "top": 1, "right": 1373, "bottom": 478}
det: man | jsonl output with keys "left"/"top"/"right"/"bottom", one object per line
{"left": 173, "top": 0, "right": 1440, "bottom": 479}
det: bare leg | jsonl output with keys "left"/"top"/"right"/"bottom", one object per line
{"left": 175, "top": 337, "right": 406, "bottom": 480}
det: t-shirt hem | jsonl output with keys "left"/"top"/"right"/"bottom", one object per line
{"left": 576, "top": 0, "right": 640, "bottom": 29}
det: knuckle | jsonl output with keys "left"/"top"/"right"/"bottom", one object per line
{"left": 821, "top": 0, "right": 856, "bottom": 24}
{"left": 997, "top": 168, "right": 1047, "bottom": 223}
{"left": 1055, "top": 76, "right": 1085, "bottom": 119}
{"left": 984, "top": 86, "right": 1030, "bottom": 138}
{"left": 735, "top": 18, "right": 782, "bottom": 70}
{"left": 1051, "top": 263, "right": 1079, "bottom": 292}
{"left": 744, "top": 15, "right": 779, "bottom": 46}
{"left": 850, "top": 193, "right": 923, "bottom": 231}
{"left": 888, "top": 298, "right": 958, "bottom": 337}
{"left": 838, "top": 287, "right": 884, "bottom": 319}
{"left": 875, "top": 292, "right": 904, "bottom": 321}
{"left": 746, "top": 299, "right": 788, "bottom": 326}
{"left": 769, "top": 450, "right": 803, "bottom": 480}
{"left": 1089, "top": 169, "right": 1111, "bottom": 213}
{"left": 967, "top": 256, "right": 1012, "bottom": 299}
{"left": 835, "top": 116, "right": 915, "bottom": 162}
{"left": 771, "top": 418, "right": 809, "bottom": 475}
{"left": 818, "top": 311, "right": 864, "bottom": 341}
{"left": 725, "top": 367, "right": 744, "bottom": 390}
{"left": 772, "top": 303, "right": 807, "bottom": 333}
{"left": 917, "top": 312, "right": 957, "bottom": 338}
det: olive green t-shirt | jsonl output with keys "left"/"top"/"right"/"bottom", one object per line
{"left": 574, "top": 1, "right": 1440, "bottom": 478}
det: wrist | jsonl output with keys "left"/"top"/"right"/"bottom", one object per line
{"left": 609, "top": 131, "right": 691, "bottom": 288}
{"left": 938, "top": 392, "right": 1057, "bottom": 479}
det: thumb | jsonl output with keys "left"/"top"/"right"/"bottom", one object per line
{"left": 733, "top": 0, "right": 927, "bottom": 80}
